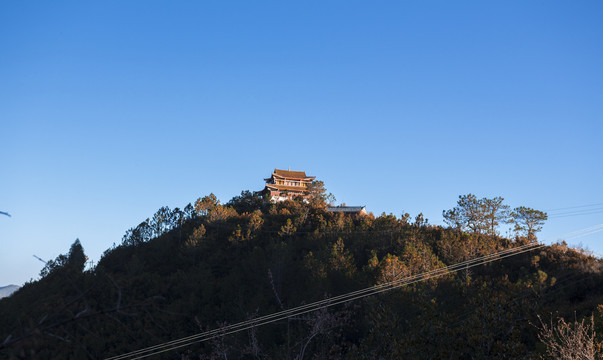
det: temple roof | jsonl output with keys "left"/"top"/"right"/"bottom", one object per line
{"left": 265, "top": 184, "right": 310, "bottom": 192}
{"left": 272, "top": 169, "right": 316, "bottom": 180}
{"left": 274, "top": 169, "right": 306, "bottom": 178}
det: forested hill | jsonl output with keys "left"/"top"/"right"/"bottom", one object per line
{"left": 0, "top": 286, "right": 19, "bottom": 300}
{"left": 1, "top": 190, "right": 602, "bottom": 359}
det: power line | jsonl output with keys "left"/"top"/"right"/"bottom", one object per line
{"left": 106, "top": 242, "right": 544, "bottom": 360}
{"left": 545, "top": 203, "right": 603, "bottom": 212}
{"left": 554, "top": 224, "right": 603, "bottom": 236}
{"left": 129, "top": 244, "right": 545, "bottom": 359}
{"left": 548, "top": 206, "right": 603, "bottom": 215}
{"left": 108, "top": 225, "right": 603, "bottom": 359}
{"left": 554, "top": 224, "right": 603, "bottom": 242}
{"left": 549, "top": 209, "right": 603, "bottom": 218}
{"left": 545, "top": 202, "right": 603, "bottom": 219}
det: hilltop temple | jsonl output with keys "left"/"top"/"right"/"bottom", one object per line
{"left": 263, "top": 169, "right": 368, "bottom": 215}
{"left": 264, "top": 169, "right": 316, "bottom": 202}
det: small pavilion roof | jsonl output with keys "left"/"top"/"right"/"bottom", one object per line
{"left": 327, "top": 205, "right": 367, "bottom": 213}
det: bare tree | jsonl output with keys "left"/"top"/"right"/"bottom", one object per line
{"left": 536, "top": 314, "right": 600, "bottom": 360}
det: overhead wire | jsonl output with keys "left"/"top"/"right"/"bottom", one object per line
{"left": 555, "top": 224, "right": 603, "bottom": 242}
{"left": 557, "top": 224, "right": 603, "bottom": 237}
{"left": 549, "top": 209, "right": 603, "bottom": 219}
{"left": 107, "top": 225, "right": 603, "bottom": 359}
{"left": 546, "top": 203, "right": 603, "bottom": 219}
{"left": 106, "top": 242, "right": 544, "bottom": 360}
{"left": 545, "top": 203, "right": 603, "bottom": 212}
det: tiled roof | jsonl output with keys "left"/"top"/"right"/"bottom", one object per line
{"left": 266, "top": 184, "right": 310, "bottom": 192}
{"left": 327, "top": 206, "right": 367, "bottom": 213}
{"left": 273, "top": 169, "right": 315, "bottom": 180}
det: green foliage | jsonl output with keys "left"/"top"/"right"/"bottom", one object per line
{"left": 186, "top": 225, "right": 206, "bottom": 247}
{"left": 377, "top": 254, "right": 408, "bottom": 284}
{"left": 195, "top": 193, "right": 218, "bottom": 216}
{"left": 306, "top": 180, "right": 336, "bottom": 207}
{"left": 207, "top": 204, "right": 238, "bottom": 223}
{"left": 443, "top": 194, "right": 548, "bottom": 241}
{"left": 1, "top": 192, "right": 601, "bottom": 359}
{"left": 67, "top": 238, "right": 87, "bottom": 272}
{"left": 278, "top": 218, "right": 296, "bottom": 237}
{"left": 511, "top": 206, "right": 548, "bottom": 240}
{"left": 248, "top": 210, "right": 264, "bottom": 234}
{"left": 443, "top": 194, "right": 511, "bottom": 235}
{"left": 329, "top": 238, "right": 356, "bottom": 278}
{"left": 39, "top": 239, "right": 87, "bottom": 277}
{"left": 226, "top": 190, "right": 268, "bottom": 214}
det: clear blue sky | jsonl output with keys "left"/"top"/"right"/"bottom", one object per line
{"left": 1, "top": 1, "right": 602, "bottom": 286}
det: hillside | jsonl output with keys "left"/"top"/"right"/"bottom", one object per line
{"left": 1, "top": 191, "right": 602, "bottom": 359}
{"left": 0, "top": 286, "right": 19, "bottom": 300}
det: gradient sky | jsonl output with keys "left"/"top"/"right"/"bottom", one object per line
{"left": 1, "top": 1, "right": 602, "bottom": 286}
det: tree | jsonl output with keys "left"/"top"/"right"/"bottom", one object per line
{"left": 481, "top": 196, "right": 510, "bottom": 236}
{"left": 39, "top": 239, "right": 87, "bottom": 277}
{"left": 306, "top": 180, "right": 335, "bottom": 207}
{"left": 207, "top": 204, "right": 238, "bottom": 223}
{"left": 186, "top": 225, "right": 206, "bottom": 247}
{"left": 247, "top": 210, "right": 264, "bottom": 236}
{"left": 377, "top": 254, "right": 409, "bottom": 284}
{"left": 122, "top": 219, "right": 152, "bottom": 245}
{"left": 537, "top": 314, "right": 599, "bottom": 360}
{"left": 149, "top": 206, "right": 179, "bottom": 237}
{"left": 443, "top": 194, "right": 510, "bottom": 235}
{"left": 329, "top": 238, "right": 356, "bottom": 277}
{"left": 443, "top": 194, "right": 484, "bottom": 233}
{"left": 413, "top": 213, "right": 428, "bottom": 227}
{"left": 195, "top": 193, "right": 219, "bottom": 216}
{"left": 149, "top": 206, "right": 176, "bottom": 238}
{"left": 227, "top": 190, "right": 267, "bottom": 214}
{"left": 511, "top": 206, "right": 547, "bottom": 240}
{"left": 278, "top": 218, "right": 296, "bottom": 237}
{"left": 183, "top": 203, "right": 196, "bottom": 220}
{"left": 67, "top": 239, "right": 87, "bottom": 272}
